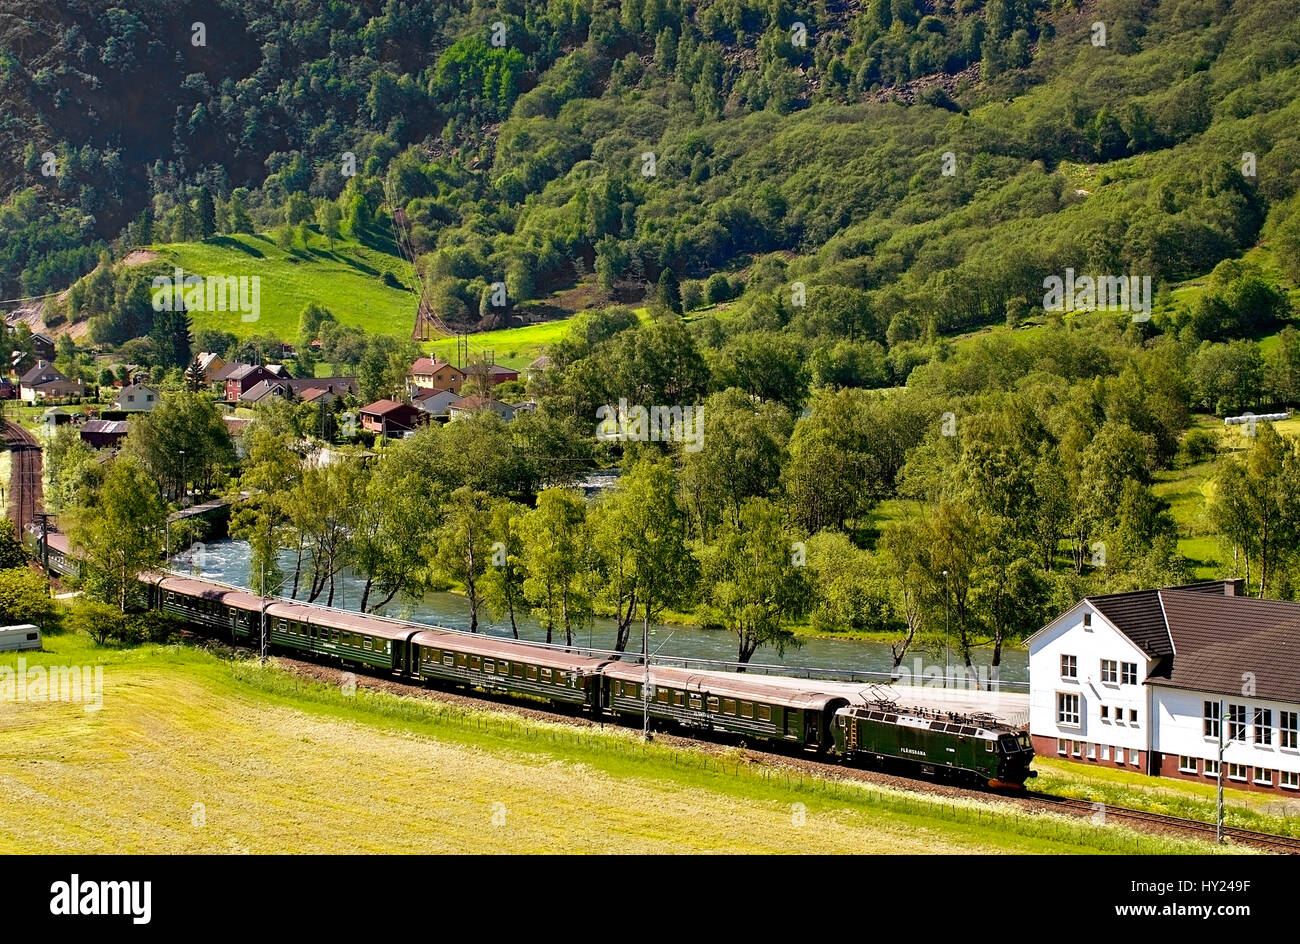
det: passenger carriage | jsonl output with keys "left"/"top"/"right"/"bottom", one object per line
{"left": 408, "top": 630, "right": 607, "bottom": 708}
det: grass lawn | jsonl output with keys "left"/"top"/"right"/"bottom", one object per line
{"left": 151, "top": 235, "right": 420, "bottom": 342}
{"left": 1034, "top": 756, "right": 1300, "bottom": 839}
{"left": 0, "top": 628, "right": 1221, "bottom": 854}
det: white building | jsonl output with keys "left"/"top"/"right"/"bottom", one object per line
{"left": 1027, "top": 580, "right": 1300, "bottom": 793}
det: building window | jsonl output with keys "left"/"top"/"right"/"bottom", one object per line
{"left": 1129, "top": 709, "right": 1138, "bottom": 724}
{"left": 1121, "top": 662, "right": 1137, "bottom": 685}
{"left": 1254, "top": 768, "right": 1272, "bottom": 786}
{"left": 1057, "top": 738, "right": 1067, "bottom": 756}
{"left": 1100, "top": 659, "right": 1117, "bottom": 683}
{"left": 1282, "top": 771, "right": 1298, "bottom": 789}
{"left": 1057, "top": 692, "right": 1080, "bottom": 726}
{"left": 1082, "top": 611, "right": 1092, "bottom": 629}
{"left": 1072, "top": 740, "right": 1082, "bottom": 757}
{"left": 1204, "top": 701, "right": 1221, "bottom": 738}
{"left": 1116, "top": 749, "right": 1125, "bottom": 765}
{"left": 1228, "top": 763, "right": 1248, "bottom": 782}
{"left": 1205, "top": 759, "right": 1220, "bottom": 778}
{"left": 1129, "top": 749, "right": 1139, "bottom": 765}
{"left": 1282, "top": 711, "right": 1298, "bottom": 750}
{"left": 1060, "top": 654, "right": 1077, "bottom": 679}
{"left": 1254, "top": 708, "right": 1272, "bottom": 745}
{"left": 1100, "top": 705, "right": 1109, "bottom": 720}
{"left": 1087, "top": 743, "right": 1096, "bottom": 759}
{"left": 1101, "top": 745, "right": 1110, "bottom": 760}
{"left": 1228, "top": 703, "right": 1247, "bottom": 741}
{"left": 1178, "top": 756, "right": 1197, "bottom": 774}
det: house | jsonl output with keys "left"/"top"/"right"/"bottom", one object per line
{"left": 413, "top": 388, "right": 464, "bottom": 419}
{"left": 19, "top": 362, "right": 84, "bottom": 403}
{"left": 526, "top": 355, "right": 550, "bottom": 379}
{"left": 240, "top": 379, "right": 289, "bottom": 404}
{"left": 223, "top": 364, "right": 279, "bottom": 401}
{"left": 110, "top": 383, "right": 159, "bottom": 412}
{"left": 298, "top": 387, "right": 336, "bottom": 407}
{"left": 448, "top": 395, "right": 516, "bottom": 422}
{"left": 80, "top": 419, "right": 128, "bottom": 449}
{"left": 358, "top": 399, "right": 422, "bottom": 436}
{"left": 408, "top": 357, "right": 465, "bottom": 394}
{"left": 31, "top": 333, "right": 56, "bottom": 361}
{"left": 1027, "top": 579, "right": 1300, "bottom": 793}
{"left": 463, "top": 361, "right": 520, "bottom": 391}
{"left": 196, "top": 352, "right": 226, "bottom": 381}
{"left": 284, "top": 376, "right": 357, "bottom": 399}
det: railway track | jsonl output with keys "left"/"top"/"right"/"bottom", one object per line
{"left": 3, "top": 419, "right": 42, "bottom": 530}
{"left": 1023, "top": 794, "right": 1300, "bottom": 854}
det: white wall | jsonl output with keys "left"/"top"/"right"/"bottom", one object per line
{"left": 1154, "top": 686, "right": 1300, "bottom": 784}
{"left": 1028, "top": 602, "right": 1155, "bottom": 756}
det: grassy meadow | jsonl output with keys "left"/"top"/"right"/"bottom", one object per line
{"left": 0, "top": 627, "right": 1224, "bottom": 855}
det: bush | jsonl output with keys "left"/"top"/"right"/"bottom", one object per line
{"left": 0, "top": 567, "right": 54, "bottom": 626}
{"left": 1180, "top": 427, "right": 1218, "bottom": 465}
{"left": 63, "top": 598, "right": 124, "bottom": 645}
{"left": 126, "top": 611, "right": 184, "bottom": 644}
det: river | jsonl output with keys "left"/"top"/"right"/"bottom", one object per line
{"left": 171, "top": 539, "right": 1029, "bottom": 685}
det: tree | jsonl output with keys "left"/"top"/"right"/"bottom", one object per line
{"left": 229, "top": 424, "right": 306, "bottom": 599}
{"left": 698, "top": 497, "right": 809, "bottom": 665}
{"left": 481, "top": 500, "right": 528, "bottom": 637}
{"left": 0, "top": 522, "right": 28, "bottom": 570}
{"left": 227, "top": 190, "right": 253, "bottom": 234}
{"left": 149, "top": 307, "right": 193, "bottom": 369}
{"left": 68, "top": 456, "right": 166, "bottom": 612}
{"left": 197, "top": 185, "right": 216, "bottom": 238}
{"left": 122, "top": 390, "right": 235, "bottom": 500}
{"left": 590, "top": 458, "right": 694, "bottom": 653}
{"left": 521, "top": 488, "right": 594, "bottom": 646}
{"left": 316, "top": 201, "right": 342, "bottom": 248}
{"left": 433, "top": 487, "right": 494, "bottom": 632}
{"left": 0, "top": 567, "right": 54, "bottom": 626}
{"left": 656, "top": 267, "right": 682, "bottom": 314}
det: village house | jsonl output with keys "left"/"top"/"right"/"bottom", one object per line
{"left": 19, "top": 361, "right": 84, "bottom": 403}
{"left": 239, "top": 379, "right": 290, "bottom": 405}
{"left": 1028, "top": 579, "right": 1300, "bottom": 793}
{"left": 221, "top": 364, "right": 280, "bottom": 401}
{"left": 79, "top": 419, "right": 129, "bottom": 450}
{"left": 448, "top": 395, "right": 517, "bottom": 422}
{"left": 196, "top": 352, "right": 226, "bottom": 381}
{"left": 407, "top": 357, "right": 465, "bottom": 395}
{"left": 358, "top": 399, "right": 422, "bottom": 436}
{"left": 110, "top": 383, "right": 159, "bottom": 412}
{"left": 413, "top": 388, "right": 464, "bottom": 419}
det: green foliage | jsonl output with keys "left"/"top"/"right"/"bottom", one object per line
{"left": 0, "top": 567, "right": 54, "bottom": 626}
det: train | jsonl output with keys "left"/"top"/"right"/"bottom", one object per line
{"left": 27, "top": 528, "right": 1037, "bottom": 788}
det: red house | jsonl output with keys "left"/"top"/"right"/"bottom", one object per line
{"left": 359, "top": 399, "right": 422, "bottom": 436}
{"left": 222, "top": 364, "right": 279, "bottom": 401}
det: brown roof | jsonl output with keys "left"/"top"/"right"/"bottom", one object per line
{"left": 1155, "top": 590, "right": 1300, "bottom": 704}
{"left": 410, "top": 357, "right": 460, "bottom": 375}
{"left": 1088, "top": 580, "right": 1245, "bottom": 658}
{"left": 359, "top": 398, "right": 411, "bottom": 417}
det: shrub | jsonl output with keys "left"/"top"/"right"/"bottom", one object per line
{"left": 0, "top": 567, "right": 54, "bottom": 626}
{"left": 63, "top": 599, "right": 125, "bottom": 645}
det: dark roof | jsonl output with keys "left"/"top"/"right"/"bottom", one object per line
{"left": 240, "top": 379, "right": 288, "bottom": 402}
{"left": 211, "top": 362, "right": 249, "bottom": 382}
{"left": 1156, "top": 591, "right": 1300, "bottom": 703}
{"left": 1088, "top": 580, "right": 1243, "bottom": 658}
{"left": 20, "top": 362, "right": 64, "bottom": 385}
{"left": 285, "top": 376, "right": 356, "bottom": 394}
{"left": 80, "top": 420, "right": 127, "bottom": 435}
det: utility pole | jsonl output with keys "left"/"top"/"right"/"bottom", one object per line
{"left": 1217, "top": 698, "right": 1225, "bottom": 843}
{"left": 642, "top": 615, "right": 651, "bottom": 741}
{"left": 942, "top": 569, "right": 950, "bottom": 689}
{"left": 35, "top": 512, "right": 52, "bottom": 595}
{"left": 260, "top": 558, "right": 268, "bottom": 663}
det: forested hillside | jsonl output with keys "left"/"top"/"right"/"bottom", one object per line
{"left": 10, "top": 1, "right": 1300, "bottom": 664}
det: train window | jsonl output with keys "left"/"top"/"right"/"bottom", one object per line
{"left": 740, "top": 702, "right": 753, "bottom": 718}
{"left": 483, "top": 661, "right": 494, "bottom": 674}
{"left": 758, "top": 705, "right": 772, "bottom": 722}
{"left": 277, "top": 621, "right": 287, "bottom": 631}
{"left": 456, "top": 654, "right": 467, "bottom": 667}
{"left": 986, "top": 740, "right": 995, "bottom": 752}
{"left": 707, "top": 697, "right": 719, "bottom": 712}
{"left": 656, "top": 689, "right": 670, "bottom": 704}
{"left": 443, "top": 653, "right": 454, "bottom": 666}
{"left": 363, "top": 637, "right": 372, "bottom": 650}
{"left": 166, "top": 593, "right": 175, "bottom": 603}
{"left": 513, "top": 665, "right": 524, "bottom": 679}
{"left": 541, "top": 668, "right": 552, "bottom": 682}
{"left": 470, "top": 657, "right": 481, "bottom": 670}
{"left": 690, "top": 695, "right": 703, "bottom": 709}
{"left": 526, "top": 666, "right": 538, "bottom": 681}
{"left": 499, "top": 661, "right": 509, "bottom": 675}
{"left": 723, "top": 699, "right": 736, "bottom": 715}
{"left": 674, "top": 692, "right": 684, "bottom": 706}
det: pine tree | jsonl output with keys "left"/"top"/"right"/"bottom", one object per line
{"left": 657, "top": 267, "right": 682, "bottom": 314}
{"left": 198, "top": 185, "right": 216, "bottom": 237}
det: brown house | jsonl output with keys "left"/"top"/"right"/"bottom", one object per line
{"left": 359, "top": 399, "right": 422, "bottom": 436}
{"left": 223, "top": 364, "right": 279, "bottom": 401}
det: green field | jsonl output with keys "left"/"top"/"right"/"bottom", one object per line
{"left": 0, "top": 628, "right": 1222, "bottom": 854}
{"left": 149, "top": 235, "right": 424, "bottom": 342}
